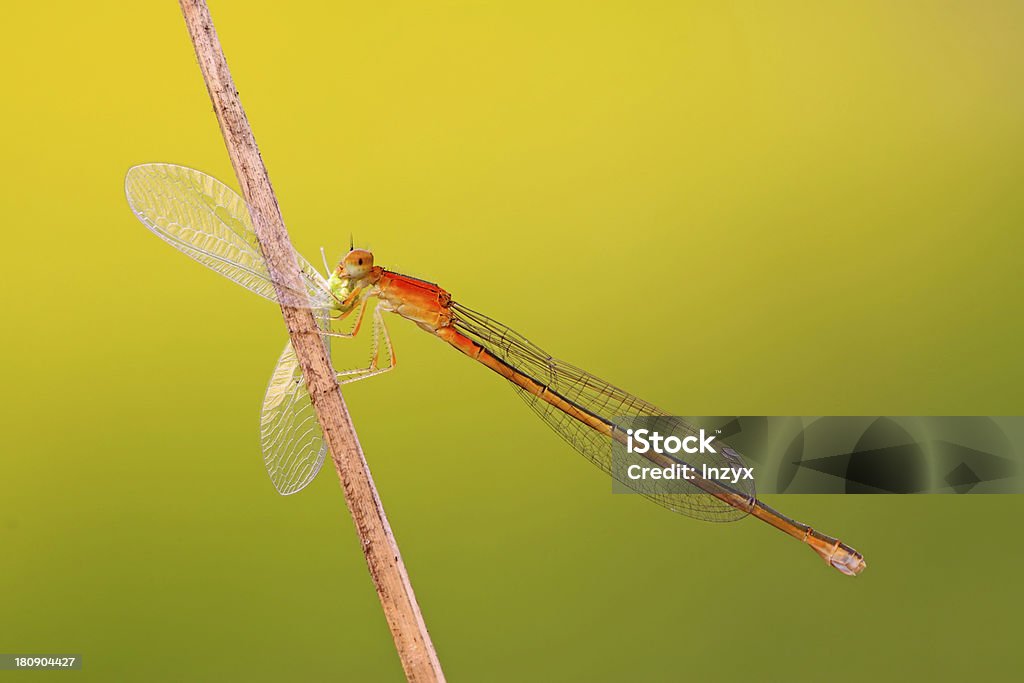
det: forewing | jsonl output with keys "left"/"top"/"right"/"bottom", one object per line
{"left": 451, "top": 303, "right": 754, "bottom": 522}
{"left": 125, "top": 163, "right": 334, "bottom": 310}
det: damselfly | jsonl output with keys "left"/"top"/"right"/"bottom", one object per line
{"left": 125, "top": 163, "right": 866, "bottom": 576}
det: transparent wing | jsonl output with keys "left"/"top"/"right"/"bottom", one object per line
{"left": 125, "top": 163, "right": 335, "bottom": 310}
{"left": 261, "top": 340, "right": 328, "bottom": 495}
{"left": 260, "top": 307, "right": 396, "bottom": 495}
{"left": 451, "top": 303, "right": 755, "bottom": 522}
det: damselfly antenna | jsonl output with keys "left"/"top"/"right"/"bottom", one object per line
{"left": 320, "top": 246, "right": 330, "bottom": 275}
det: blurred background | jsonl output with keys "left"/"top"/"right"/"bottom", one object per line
{"left": 1, "top": 1, "right": 1022, "bottom": 680}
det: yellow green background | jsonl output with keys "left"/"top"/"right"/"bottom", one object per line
{"left": 2, "top": 1, "right": 1021, "bottom": 680}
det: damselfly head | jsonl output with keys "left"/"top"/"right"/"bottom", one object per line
{"left": 341, "top": 248, "right": 375, "bottom": 279}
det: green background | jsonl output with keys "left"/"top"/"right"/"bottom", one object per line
{"left": 2, "top": 1, "right": 1021, "bottom": 680}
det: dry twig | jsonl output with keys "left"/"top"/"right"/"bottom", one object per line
{"left": 177, "top": 2, "right": 445, "bottom": 679}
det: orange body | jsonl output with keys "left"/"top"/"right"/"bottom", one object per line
{"left": 375, "top": 271, "right": 454, "bottom": 333}
{"left": 376, "top": 270, "right": 617, "bottom": 442}
{"left": 344, "top": 258, "right": 865, "bottom": 576}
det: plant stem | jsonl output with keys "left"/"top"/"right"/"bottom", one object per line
{"left": 177, "top": 2, "right": 445, "bottom": 679}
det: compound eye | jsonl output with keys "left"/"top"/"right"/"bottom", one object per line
{"left": 343, "top": 249, "right": 374, "bottom": 277}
